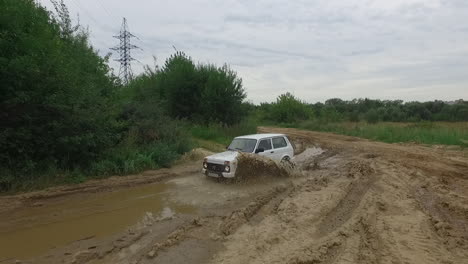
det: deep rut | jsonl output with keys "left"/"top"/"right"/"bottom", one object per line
{"left": 317, "top": 161, "right": 376, "bottom": 236}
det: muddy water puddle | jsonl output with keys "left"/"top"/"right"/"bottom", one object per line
{"left": 0, "top": 182, "right": 195, "bottom": 261}
{"left": 0, "top": 148, "right": 327, "bottom": 262}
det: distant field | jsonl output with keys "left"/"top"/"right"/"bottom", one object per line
{"left": 296, "top": 121, "right": 468, "bottom": 147}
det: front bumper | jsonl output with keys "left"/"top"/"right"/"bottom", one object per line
{"left": 202, "top": 168, "right": 235, "bottom": 178}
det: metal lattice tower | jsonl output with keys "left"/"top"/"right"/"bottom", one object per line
{"left": 111, "top": 18, "right": 139, "bottom": 84}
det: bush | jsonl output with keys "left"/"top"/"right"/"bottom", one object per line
{"left": 260, "top": 93, "right": 313, "bottom": 123}
{"left": 365, "top": 109, "right": 379, "bottom": 124}
{"left": 349, "top": 111, "right": 360, "bottom": 122}
{"left": 150, "top": 52, "right": 247, "bottom": 124}
{"left": 90, "top": 140, "right": 188, "bottom": 176}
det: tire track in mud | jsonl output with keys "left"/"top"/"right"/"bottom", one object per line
{"left": 219, "top": 184, "right": 291, "bottom": 236}
{"left": 209, "top": 150, "right": 381, "bottom": 264}
{"left": 135, "top": 184, "right": 293, "bottom": 263}
{"left": 289, "top": 239, "right": 343, "bottom": 264}
{"left": 355, "top": 214, "right": 382, "bottom": 264}
{"left": 414, "top": 184, "right": 468, "bottom": 251}
{"left": 288, "top": 160, "right": 378, "bottom": 264}
{"left": 213, "top": 128, "right": 468, "bottom": 264}
{"left": 359, "top": 159, "right": 466, "bottom": 264}
{"left": 317, "top": 161, "right": 376, "bottom": 237}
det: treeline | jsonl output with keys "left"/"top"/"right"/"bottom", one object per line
{"left": 256, "top": 93, "right": 468, "bottom": 124}
{"left": 0, "top": 0, "right": 246, "bottom": 191}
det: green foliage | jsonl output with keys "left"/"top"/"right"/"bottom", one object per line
{"left": 0, "top": 0, "right": 245, "bottom": 192}
{"left": 0, "top": 0, "right": 119, "bottom": 173}
{"left": 309, "top": 98, "right": 468, "bottom": 122}
{"left": 199, "top": 64, "right": 246, "bottom": 124}
{"left": 365, "top": 109, "right": 379, "bottom": 124}
{"left": 259, "top": 93, "right": 313, "bottom": 123}
{"left": 90, "top": 140, "right": 188, "bottom": 176}
{"left": 147, "top": 52, "right": 246, "bottom": 124}
{"left": 0, "top": 0, "right": 192, "bottom": 192}
{"left": 157, "top": 52, "right": 199, "bottom": 119}
{"left": 254, "top": 96, "right": 468, "bottom": 148}
{"left": 257, "top": 97, "right": 468, "bottom": 124}
{"left": 349, "top": 111, "right": 360, "bottom": 122}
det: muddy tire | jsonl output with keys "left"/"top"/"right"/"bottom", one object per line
{"left": 280, "top": 156, "right": 295, "bottom": 169}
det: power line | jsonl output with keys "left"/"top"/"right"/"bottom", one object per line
{"left": 65, "top": 0, "right": 117, "bottom": 34}
{"left": 111, "top": 18, "right": 140, "bottom": 84}
{"left": 68, "top": 0, "right": 100, "bottom": 27}
{"left": 94, "top": 0, "right": 121, "bottom": 27}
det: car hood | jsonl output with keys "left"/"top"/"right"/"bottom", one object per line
{"left": 205, "top": 151, "right": 240, "bottom": 163}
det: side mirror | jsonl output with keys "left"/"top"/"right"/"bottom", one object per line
{"left": 255, "top": 148, "right": 264, "bottom": 154}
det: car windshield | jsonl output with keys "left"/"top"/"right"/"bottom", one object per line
{"left": 227, "top": 138, "right": 257, "bottom": 153}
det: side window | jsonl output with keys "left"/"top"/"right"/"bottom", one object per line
{"left": 272, "top": 137, "right": 287, "bottom": 148}
{"left": 258, "top": 139, "right": 272, "bottom": 150}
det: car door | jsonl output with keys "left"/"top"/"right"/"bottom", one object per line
{"left": 272, "top": 136, "right": 289, "bottom": 160}
{"left": 256, "top": 138, "right": 274, "bottom": 158}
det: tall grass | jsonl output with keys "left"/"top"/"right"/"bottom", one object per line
{"left": 190, "top": 119, "right": 258, "bottom": 146}
{"left": 0, "top": 135, "right": 193, "bottom": 193}
{"left": 298, "top": 121, "right": 468, "bottom": 147}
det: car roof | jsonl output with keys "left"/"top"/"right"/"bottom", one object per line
{"left": 234, "top": 133, "right": 286, "bottom": 140}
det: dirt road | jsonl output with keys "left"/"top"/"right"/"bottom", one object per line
{"left": 1, "top": 127, "right": 467, "bottom": 264}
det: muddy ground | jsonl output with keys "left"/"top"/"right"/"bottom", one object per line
{"left": 0, "top": 127, "right": 467, "bottom": 264}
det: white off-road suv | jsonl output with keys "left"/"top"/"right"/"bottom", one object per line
{"left": 202, "top": 133, "right": 294, "bottom": 178}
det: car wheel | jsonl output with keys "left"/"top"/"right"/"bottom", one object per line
{"left": 280, "top": 156, "right": 295, "bottom": 168}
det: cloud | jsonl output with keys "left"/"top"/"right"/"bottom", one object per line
{"left": 37, "top": 0, "right": 468, "bottom": 103}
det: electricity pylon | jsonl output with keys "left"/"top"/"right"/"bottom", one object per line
{"left": 111, "top": 18, "right": 139, "bottom": 84}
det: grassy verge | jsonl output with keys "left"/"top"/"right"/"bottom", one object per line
{"left": 0, "top": 138, "right": 193, "bottom": 193}
{"left": 294, "top": 121, "right": 468, "bottom": 147}
{"left": 190, "top": 119, "right": 258, "bottom": 146}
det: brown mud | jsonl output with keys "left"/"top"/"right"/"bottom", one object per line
{"left": 233, "top": 152, "right": 294, "bottom": 182}
{"left": 1, "top": 128, "right": 467, "bottom": 264}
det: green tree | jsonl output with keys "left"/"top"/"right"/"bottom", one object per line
{"left": 349, "top": 111, "right": 360, "bottom": 122}
{"left": 267, "top": 93, "right": 313, "bottom": 123}
{"left": 199, "top": 64, "right": 246, "bottom": 124}
{"left": 156, "top": 52, "right": 200, "bottom": 119}
{"left": 365, "top": 109, "right": 379, "bottom": 124}
{"left": 142, "top": 52, "right": 246, "bottom": 124}
{"left": 0, "top": 0, "right": 118, "bottom": 172}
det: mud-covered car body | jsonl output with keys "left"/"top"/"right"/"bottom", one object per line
{"left": 202, "top": 133, "right": 294, "bottom": 178}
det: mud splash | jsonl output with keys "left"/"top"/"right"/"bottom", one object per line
{"left": 233, "top": 148, "right": 328, "bottom": 182}
{"left": 234, "top": 153, "right": 292, "bottom": 181}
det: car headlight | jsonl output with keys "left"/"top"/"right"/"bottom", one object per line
{"left": 203, "top": 158, "right": 208, "bottom": 169}
{"left": 224, "top": 161, "right": 230, "bottom": 172}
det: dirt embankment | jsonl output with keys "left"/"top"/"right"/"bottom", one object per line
{"left": 1, "top": 128, "right": 467, "bottom": 264}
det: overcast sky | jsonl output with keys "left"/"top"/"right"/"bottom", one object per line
{"left": 38, "top": 0, "right": 468, "bottom": 103}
